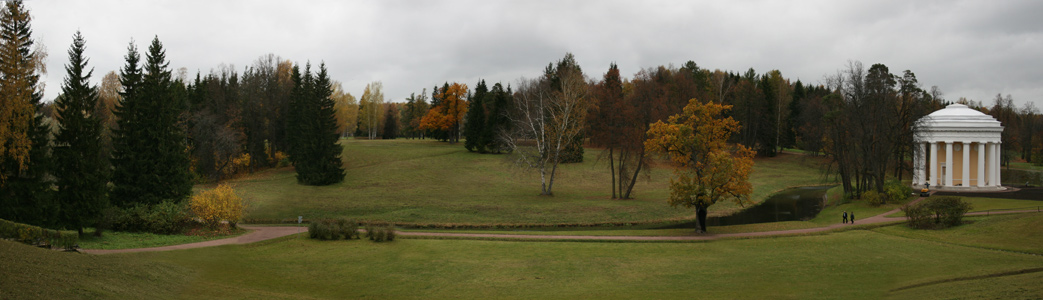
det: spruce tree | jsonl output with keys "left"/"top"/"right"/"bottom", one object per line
{"left": 382, "top": 105, "right": 398, "bottom": 139}
{"left": 463, "top": 80, "right": 487, "bottom": 152}
{"left": 286, "top": 64, "right": 305, "bottom": 166}
{"left": 110, "top": 37, "right": 192, "bottom": 206}
{"left": 54, "top": 31, "right": 107, "bottom": 235}
{"left": 109, "top": 41, "right": 142, "bottom": 207}
{"left": 484, "top": 83, "right": 512, "bottom": 153}
{"left": 287, "top": 63, "right": 344, "bottom": 185}
{"left": 0, "top": 0, "right": 55, "bottom": 227}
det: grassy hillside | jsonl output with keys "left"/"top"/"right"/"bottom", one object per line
{"left": 230, "top": 139, "right": 833, "bottom": 226}
{"left": 5, "top": 214, "right": 1041, "bottom": 299}
{"left": 0, "top": 240, "right": 191, "bottom": 299}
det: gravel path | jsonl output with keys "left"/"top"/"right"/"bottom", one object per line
{"left": 84, "top": 197, "right": 1040, "bottom": 254}
{"left": 81, "top": 225, "right": 306, "bottom": 255}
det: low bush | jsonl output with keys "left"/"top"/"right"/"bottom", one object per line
{"left": 308, "top": 218, "right": 359, "bottom": 240}
{"left": 901, "top": 196, "right": 972, "bottom": 229}
{"left": 108, "top": 201, "right": 192, "bottom": 234}
{"left": 0, "top": 218, "right": 78, "bottom": 249}
{"left": 365, "top": 222, "right": 396, "bottom": 242}
{"left": 884, "top": 180, "right": 912, "bottom": 203}
{"left": 863, "top": 190, "right": 884, "bottom": 206}
{"left": 190, "top": 184, "right": 245, "bottom": 229}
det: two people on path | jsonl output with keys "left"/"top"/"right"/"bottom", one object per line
{"left": 843, "top": 211, "right": 856, "bottom": 224}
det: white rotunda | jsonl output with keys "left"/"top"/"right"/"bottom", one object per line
{"left": 912, "top": 103, "right": 1004, "bottom": 190}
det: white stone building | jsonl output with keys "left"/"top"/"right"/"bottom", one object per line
{"left": 912, "top": 103, "right": 1004, "bottom": 190}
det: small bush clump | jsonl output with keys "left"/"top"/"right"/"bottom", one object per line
{"left": 308, "top": 218, "right": 359, "bottom": 240}
{"left": 884, "top": 180, "right": 912, "bottom": 203}
{"left": 108, "top": 200, "right": 192, "bottom": 234}
{"left": 862, "top": 190, "right": 884, "bottom": 206}
{"left": 901, "top": 196, "right": 972, "bottom": 229}
{"left": 365, "top": 222, "right": 396, "bottom": 242}
{"left": 190, "top": 184, "right": 245, "bottom": 229}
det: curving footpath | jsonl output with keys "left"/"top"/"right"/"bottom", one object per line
{"left": 85, "top": 198, "right": 1039, "bottom": 254}
{"left": 82, "top": 225, "right": 307, "bottom": 255}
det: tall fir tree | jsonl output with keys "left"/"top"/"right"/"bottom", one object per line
{"left": 0, "top": 0, "right": 50, "bottom": 223}
{"left": 484, "top": 83, "right": 512, "bottom": 153}
{"left": 463, "top": 79, "right": 487, "bottom": 152}
{"left": 287, "top": 63, "right": 344, "bottom": 185}
{"left": 286, "top": 64, "right": 305, "bottom": 166}
{"left": 382, "top": 104, "right": 398, "bottom": 139}
{"left": 0, "top": 0, "right": 54, "bottom": 226}
{"left": 110, "top": 37, "right": 192, "bottom": 206}
{"left": 54, "top": 31, "right": 107, "bottom": 235}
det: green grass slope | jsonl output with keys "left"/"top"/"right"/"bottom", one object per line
{"left": 141, "top": 228, "right": 1043, "bottom": 299}
{"left": 0, "top": 240, "right": 191, "bottom": 299}
{"left": 232, "top": 139, "right": 832, "bottom": 226}
{"left": 5, "top": 213, "right": 1041, "bottom": 299}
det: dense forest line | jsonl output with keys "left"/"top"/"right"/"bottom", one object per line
{"left": 3, "top": 0, "right": 1042, "bottom": 232}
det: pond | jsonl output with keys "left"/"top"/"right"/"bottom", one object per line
{"left": 658, "top": 185, "right": 832, "bottom": 228}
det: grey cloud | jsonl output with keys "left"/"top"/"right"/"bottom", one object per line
{"left": 31, "top": 0, "right": 1040, "bottom": 108}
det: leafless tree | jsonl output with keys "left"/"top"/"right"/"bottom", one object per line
{"left": 504, "top": 54, "right": 590, "bottom": 196}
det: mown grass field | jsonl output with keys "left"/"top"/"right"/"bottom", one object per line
{"left": 230, "top": 139, "right": 833, "bottom": 226}
{"left": 4, "top": 213, "right": 1042, "bottom": 299}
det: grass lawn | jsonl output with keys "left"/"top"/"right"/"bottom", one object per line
{"left": 77, "top": 227, "right": 247, "bottom": 250}
{"left": 0, "top": 240, "right": 193, "bottom": 299}
{"left": 229, "top": 139, "right": 833, "bottom": 226}
{"left": 6, "top": 219, "right": 1042, "bottom": 299}
{"left": 1009, "top": 161, "right": 1043, "bottom": 171}
{"left": 871, "top": 213, "right": 1043, "bottom": 255}
{"left": 964, "top": 197, "right": 1043, "bottom": 213}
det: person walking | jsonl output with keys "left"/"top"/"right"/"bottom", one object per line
{"left": 850, "top": 212, "right": 855, "bottom": 224}
{"left": 843, "top": 211, "right": 848, "bottom": 224}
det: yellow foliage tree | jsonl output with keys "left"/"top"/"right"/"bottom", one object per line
{"left": 331, "top": 81, "right": 357, "bottom": 137}
{"left": 418, "top": 82, "right": 468, "bottom": 143}
{"left": 189, "top": 184, "right": 245, "bottom": 229}
{"left": 645, "top": 99, "right": 754, "bottom": 233}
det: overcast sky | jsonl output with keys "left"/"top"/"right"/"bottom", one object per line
{"left": 30, "top": 0, "right": 1041, "bottom": 108}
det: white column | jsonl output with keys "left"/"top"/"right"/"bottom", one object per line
{"left": 991, "top": 143, "right": 997, "bottom": 186}
{"left": 929, "top": 142, "right": 938, "bottom": 186}
{"left": 914, "top": 143, "right": 926, "bottom": 186}
{"left": 962, "top": 142, "right": 970, "bottom": 187}
{"left": 945, "top": 142, "right": 954, "bottom": 187}
{"left": 993, "top": 143, "right": 1002, "bottom": 187}
{"left": 977, "top": 142, "right": 985, "bottom": 187}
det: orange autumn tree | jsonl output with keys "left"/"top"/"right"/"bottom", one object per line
{"left": 419, "top": 82, "right": 468, "bottom": 143}
{"left": 645, "top": 99, "right": 754, "bottom": 233}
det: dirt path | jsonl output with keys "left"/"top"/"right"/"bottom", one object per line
{"left": 84, "top": 198, "right": 1040, "bottom": 254}
{"left": 82, "top": 225, "right": 306, "bottom": 255}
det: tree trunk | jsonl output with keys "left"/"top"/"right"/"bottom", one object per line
{"left": 621, "top": 148, "right": 645, "bottom": 199}
{"left": 695, "top": 206, "right": 709, "bottom": 233}
{"left": 609, "top": 147, "right": 617, "bottom": 199}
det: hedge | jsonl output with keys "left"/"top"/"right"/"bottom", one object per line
{"left": 0, "top": 218, "right": 78, "bottom": 249}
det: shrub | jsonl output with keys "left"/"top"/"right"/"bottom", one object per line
{"left": 149, "top": 200, "right": 192, "bottom": 234}
{"left": 862, "top": 190, "right": 884, "bottom": 207}
{"left": 190, "top": 184, "right": 245, "bottom": 229}
{"left": 884, "top": 180, "right": 912, "bottom": 203}
{"left": 902, "top": 196, "right": 972, "bottom": 229}
{"left": 0, "top": 218, "right": 79, "bottom": 249}
{"left": 927, "top": 196, "right": 972, "bottom": 227}
{"left": 108, "top": 201, "right": 192, "bottom": 234}
{"left": 901, "top": 202, "right": 932, "bottom": 229}
{"left": 308, "top": 218, "right": 359, "bottom": 240}
{"left": 365, "top": 222, "right": 396, "bottom": 242}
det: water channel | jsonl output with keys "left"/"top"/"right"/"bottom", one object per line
{"left": 658, "top": 185, "right": 833, "bottom": 228}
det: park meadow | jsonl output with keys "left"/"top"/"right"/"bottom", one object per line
{"left": 2, "top": 0, "right": 1043, "bottom": 298}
